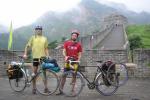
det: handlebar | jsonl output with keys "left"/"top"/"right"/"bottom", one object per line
{"left": 68, "top": 60, "right": 80, "bottom": 63}
{"left": 67, "top": 60, "right": 80, "bottom": 70}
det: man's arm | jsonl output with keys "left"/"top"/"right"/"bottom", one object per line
{"left": 63, "top": 49, "right": 66, "bottom": 57}
{"left": 78, "top": 43, "right": 82, "bottom": 61}
{"left": 45, "top": 38, "right": 49, "bottom": 57}
{"left": 23, "top": 36, "right": 33, "bottom": 58}
{"left": 24, "top": 45, "right": 29, "bottom": 56}
{"left": 45, "top": 48, "right": 49, "bottom": 56}
{"left": 63, "top": 49, "right": 69, "bottom": 61}
{"left": 78, "top": 52, "right": 82, "bottom": 61}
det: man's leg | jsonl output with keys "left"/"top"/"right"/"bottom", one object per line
{"left": 71, "top": 73, "right": 76, "bottom": 93}
{"left": 56, "top": 63, "right": 69, "bottom": 95}
{"left": 32, "top": 66, "right": 38, "bottom": 94}
{"left": 56, "top": 73, "right": 66, "bottom": 95}
{"left": 42, "top": 69, "right": 51, "bottom": 93}
{"left": 60, "top": 63, "right": 70, "bottom": 90}
{"left": 60, "top": 74, "right": 66, "bottom": 90}
{"left": 32, "top": 59, "right": 39, "bottom": 94}
{"left": 71, "top": 64, "right": 78, "bottom": 93}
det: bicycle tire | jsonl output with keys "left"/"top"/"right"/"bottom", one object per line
{"left": 36, "top": 69, "right": 59, "bottom": 95}
{"left": 9, "top": 68, "right": 26, "bottom": 92}
{"left": 95, "top": 72, "right": 118, "bottom": 96}
{"left": 59, "top": 71, "right": 84, "bottom": 97}
{"left": 107, "top": 63, "right": 128, "bottom": 87}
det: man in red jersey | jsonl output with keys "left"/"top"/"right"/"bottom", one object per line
{"left": 57, "top": 30, "right": 82, "bottom": 95}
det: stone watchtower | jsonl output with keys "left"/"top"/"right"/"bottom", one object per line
{"left": 103, "top": 13, "right": 128, "bottom": 27}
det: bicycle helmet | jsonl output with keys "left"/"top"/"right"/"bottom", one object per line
{"left": 35, "top": 26, "right": 42, "bottom": 30}
{"left": 71, "top": 30, "right": 80, "bottom": 37}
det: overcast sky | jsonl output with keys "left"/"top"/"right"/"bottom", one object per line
{"left": 0, "top": 0, "right": 81, "bottom": 28}
{"left": 0, "top": 0, "right": 150, "bottom": 29}
{"left": 104, "top": 0, "right": 150, "bottom": 13}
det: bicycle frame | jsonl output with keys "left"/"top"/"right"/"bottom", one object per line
{"left": 78, "top": 65, "right": 107, "bottom": 85}
{"left": 68, "top": 60, "right": 107, "bottom": 86}
{"left": 60, "top": 60, "right": 119, "bottom": 96}
{"left": 18, "top": 56, "right": 46, "bottom": 85}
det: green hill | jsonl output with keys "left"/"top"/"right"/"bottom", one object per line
{"left": 126, "top": 25, "right": 150, "bottom": 48}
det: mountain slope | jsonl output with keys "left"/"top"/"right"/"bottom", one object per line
{"left": 1, "top": 0, "right": 150, "bottom": 50}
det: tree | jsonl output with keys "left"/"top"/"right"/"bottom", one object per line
{"left": 128, "top": 34, "right": 143, "bottom": 62}
{"left": 61, "top": 37, "right": 67, "bottom": 42}
{"left": 48, "top": 40, "right": 58, "bottom": 49}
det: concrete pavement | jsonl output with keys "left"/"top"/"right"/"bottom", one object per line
{"left": 0, "top": 77, "right": 149, "bottom": 100}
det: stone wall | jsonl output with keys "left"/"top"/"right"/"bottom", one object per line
{"left": 133, "top": 49, "right": 150, "bottom": 77}
{"left": 79, "top": 24, "right": 114, "bottom": 49}
{"left": 78, "top": 14, "right": 128, "bottom": 50}
{"left": 0, "top": 49, "right": 128, "bottom": 76}
{"left": 0, "top": 49, "right": 150, "bottom": 78}
{"left": 0, "top": 50, "right": 19, "bottom": 77}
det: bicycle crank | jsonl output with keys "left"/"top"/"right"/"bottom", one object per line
{"left": 87, "top": 82, "right": 95, "bottom": 89}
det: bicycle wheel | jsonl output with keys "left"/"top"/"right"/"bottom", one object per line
{"left": 95, "top": 73, "right": 118, "bottom": 96}
{"left": 36, "top": 69, "right": 59, "bottom": 95}
{"left": 107, "top": 63, "right": 128, "bottom": 87}
{"left": 59, "top": 71, "right": 84, "bottom": 97}
{"left": 9, "top": 69, "right": 26, "bottom": 92}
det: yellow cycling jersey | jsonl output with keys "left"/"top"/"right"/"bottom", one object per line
{"left": 26, "top": 35, "right": 48, "bottom": 59}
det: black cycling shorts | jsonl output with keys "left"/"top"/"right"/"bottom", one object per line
{"left": 33, "top": 58, "right": 40, "bottom": 67}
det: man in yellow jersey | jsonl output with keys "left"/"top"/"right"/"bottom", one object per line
{"left": 23, "top": 26, "right": 49, "bottom": 94}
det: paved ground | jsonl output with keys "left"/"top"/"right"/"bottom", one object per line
{"left": 96, "top": 25, "right": 125, "bottom": 49}
{"left": 0, "top": 77, "right": 149, "bottom": 100}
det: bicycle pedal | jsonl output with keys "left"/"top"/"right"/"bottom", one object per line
{"left": 87, "top": 83, "right": 95, "bottom": 89}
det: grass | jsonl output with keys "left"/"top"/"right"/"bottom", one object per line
{"left": 126, "top": 24, "right": 150, "bottom": 48}
{"left": 148, "top": 63, "right": 150, "bottom": 67}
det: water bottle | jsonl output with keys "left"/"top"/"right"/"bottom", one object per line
{"left": 31, "top": 73, "right": 35, "bottom": 77}
{"left": 26, "top": 69, "right": 31, "bottom": 87}
{"left": 27, "top": 69, "right": 34, "bottom": 79}
{"left": 26, "top": 69, "right": 30, "bottom": 77}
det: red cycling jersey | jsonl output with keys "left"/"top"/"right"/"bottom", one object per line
{"left": 64, "top": 40, "right": 82, "bottom": 60}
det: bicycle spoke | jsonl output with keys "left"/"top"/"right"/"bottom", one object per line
{"left": 9, "top": 69, "right": 26, "bottom": 92}
{"left": 36, "top": 69, "right": 59, "bottom": 95}
{"left": 59, "top": 71, "right": 84, "bottom": 97}
{"left": 96, "top": 73, "right": 118, "bottom": 96}
{"left": 107, "top": 63, "right": 128, "bottom": 87}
